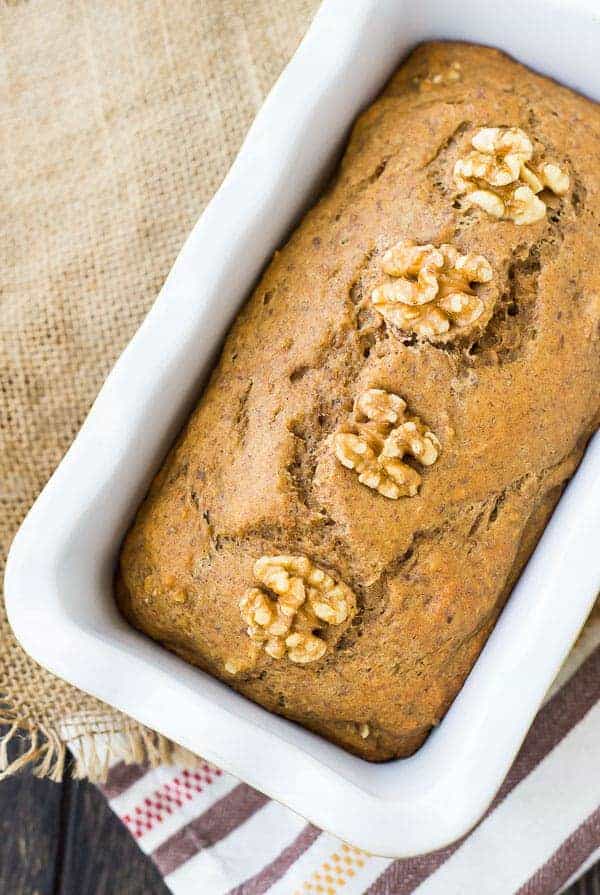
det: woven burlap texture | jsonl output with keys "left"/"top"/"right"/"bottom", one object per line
{"left": 1, "top": 0, "right": 320, "bottom": 781}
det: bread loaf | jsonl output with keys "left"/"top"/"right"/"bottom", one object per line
{"left": 117, "top": 42, "right": 600, "bottom": 760}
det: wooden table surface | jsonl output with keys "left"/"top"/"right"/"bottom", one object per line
{"left": 0, "top": 729, "right": 598, "bottom": 894}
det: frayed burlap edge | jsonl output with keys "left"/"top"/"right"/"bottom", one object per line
{"left": 0, "top": 715, "right": 67, "bottom": 783}
{"left": 0, "top": 700, "right": 199, "bottom": 784}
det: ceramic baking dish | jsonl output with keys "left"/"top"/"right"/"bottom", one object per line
{"left": 5, "top": 0, "right": 600, "bottom": 858}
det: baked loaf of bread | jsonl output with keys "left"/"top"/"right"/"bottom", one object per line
{"left": 117, "top": 42, "right": 600, "bottom": 761}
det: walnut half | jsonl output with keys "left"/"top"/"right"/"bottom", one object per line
{"left": 454, "top": 126, "right": 569, "bottom": 224}
{"left": 334, "top": 388, "right": 440, "bottom": 499}
{"left": 238, "top": 555, "right": 356, "bottom": 665}
{"left": 371, "top": 241, "right": 493, "bottom": 340}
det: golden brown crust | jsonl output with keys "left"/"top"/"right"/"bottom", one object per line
{"left": 117, "top": 42, "right": 600, "bottom": 761}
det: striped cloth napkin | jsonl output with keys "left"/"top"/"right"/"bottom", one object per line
{"left": 98, "top": 618, "right": 600, "bottom": 895}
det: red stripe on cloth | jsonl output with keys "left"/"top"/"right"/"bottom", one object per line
{"left": 226, "top": 824, "right": 321, "bottom": 895}
{"left": 121, "top": 763, "right": 223, "bottom": 839}
{"left": 151, "top": 782, "right": 269, "bottom": 877}
{"left": 366, "top": 644, "right": 600, "bottom": 895}
{"left": 516, "top": 805, "right": 600, "bottom": 895}
{"left": 102, "top": 761, "right": 148, "bottom": 799}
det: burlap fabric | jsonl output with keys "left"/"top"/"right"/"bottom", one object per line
{"left": 1, "top": 0, "right": 319, "bottom": 781}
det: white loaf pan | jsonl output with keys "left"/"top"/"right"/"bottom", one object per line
{"left": 5, "top": 0, "right": 600, "bottom": 858}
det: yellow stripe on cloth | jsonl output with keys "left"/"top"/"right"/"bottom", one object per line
{"left": 296, "top": 843, "right": 368, "bottom": 894}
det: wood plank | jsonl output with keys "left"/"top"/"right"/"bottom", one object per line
{"left": 573, "top": 863, "right": 600, "bottom": 894}
{"left": 56, "top": 771, "right": 169, "bottom": 895}
{"left": 0, "top": 727, "right": 168, "bottom": 894}
{"left": 0, "top": 731, "right": 62, "bottom": 895}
